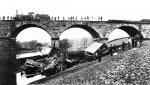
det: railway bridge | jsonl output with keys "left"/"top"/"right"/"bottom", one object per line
{"left": 1, "top": 19, "right": 150, "bottom": 63}
{"left": 1, "top": 18, "right": 150, "bottom": 84}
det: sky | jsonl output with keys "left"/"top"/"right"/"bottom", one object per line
{"left": 60, "top": 28, "right": 92, "bottom": 40}
{"left": 0, "top": 0, "right": 150, "bottom": 21}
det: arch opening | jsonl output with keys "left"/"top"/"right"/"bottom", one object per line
{"left": 118, "top": 26, "right": 141, "bottom": 37}
{"left": 14, "top": 24, "right": 52, "bottom": 85}
{"left": 14, "top": 25, "right": 52, "bottom": 59}
{"left": 60, "top": 25, "right": 99, "bottom": 51}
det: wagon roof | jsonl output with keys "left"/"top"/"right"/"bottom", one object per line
{"left": 108, "top": 29, "right": 129, "bottom": 42}
{"left": 84, "top": 42, "right": 103, "bottom": 54}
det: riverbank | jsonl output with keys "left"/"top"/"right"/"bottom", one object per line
{"left": 29, "top": 41, "right": 150, "bottom": 85}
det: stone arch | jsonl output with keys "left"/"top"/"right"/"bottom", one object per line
{"left": 10, "top": 23, "right": 51, "bottom": 38}
{"left": 60, "top": 24, "right": 100, "bottom": 39}
{"left": 118, "top": 26, "right": 141, "bottom": 37}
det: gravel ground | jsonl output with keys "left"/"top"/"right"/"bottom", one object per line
{"left": 29, "top": 40, "right": 150, "bottom": 85}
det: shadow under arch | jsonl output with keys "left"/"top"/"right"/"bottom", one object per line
{"left": 118, "top": 26, "right": 141, "bottom": 37}
{"left": 64, "top": 24, "right": 100, "bottom": 39}
{"left": 10, "top": 24, "right": 51, "bottom": 38}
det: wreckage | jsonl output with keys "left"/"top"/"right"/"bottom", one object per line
{"left": 20, "top": 52, "right": 77, "bottom": 78}
{"left": 20, "top": 53, "right": 63, "bottom": 77}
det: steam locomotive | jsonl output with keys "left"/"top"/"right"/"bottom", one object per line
{"left": 14, "top": 13, "right": 50, "bottom": 21}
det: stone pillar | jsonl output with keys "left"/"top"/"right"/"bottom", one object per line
{"left": 0, "top": 37, "right": 17, "bottom": 85}
{"left": 51, "top": 37, "right": 60, "bottom": 49}
{"left": 138, "top": 24, "right": 142, "bottom": 32}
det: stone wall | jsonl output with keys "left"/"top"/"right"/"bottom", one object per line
{"left": 0, "top": 38, "right": 17, "bottom": 63}
{"left": 141, "top": 24, "right": 150, "bottom": 39}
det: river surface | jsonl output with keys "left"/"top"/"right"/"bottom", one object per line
{"left": 17, "top": 47, "right": 51, "bottom": 59}
{"left": 17, "top": 73, "right": 46, "bottom": 85}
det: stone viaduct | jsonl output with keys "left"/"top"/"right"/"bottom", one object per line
{"left": 1, "top": 18, "right": 150, "bottom": 84}
{"left": 0, "top": 19, "right": 150, "bottom": 63}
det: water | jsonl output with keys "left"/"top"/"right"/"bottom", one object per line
{"left": 15, "top": 47, "right": 51, "bottom": 85}
{"left": 17, "top": 47, "right": 51, "bottom": 59}
{"left": 16, "top": 72, "right": 45, "bottom": 85}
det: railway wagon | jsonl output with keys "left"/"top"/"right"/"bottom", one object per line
{"left": 83, "top": 42, "right": 110, "bottom": 62}
{"left": 83, "top": 28, "right": 132, "bottom": 61}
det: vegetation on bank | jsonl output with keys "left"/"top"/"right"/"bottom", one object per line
{"left": 30, "top": 45, "right": 150, "bottom": 85}
{"left": 16, "top": 40, "right": 45, "bottom": 50}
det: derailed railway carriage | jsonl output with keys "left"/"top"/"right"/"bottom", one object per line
{"left": 20, "top": 56, "right": 61, "bottom": 77}
{"left": 84, "top": 42, "right": 109, "bottom": 61}
{"left": 83, "top": 29, "right": 134, "bottom": 61}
